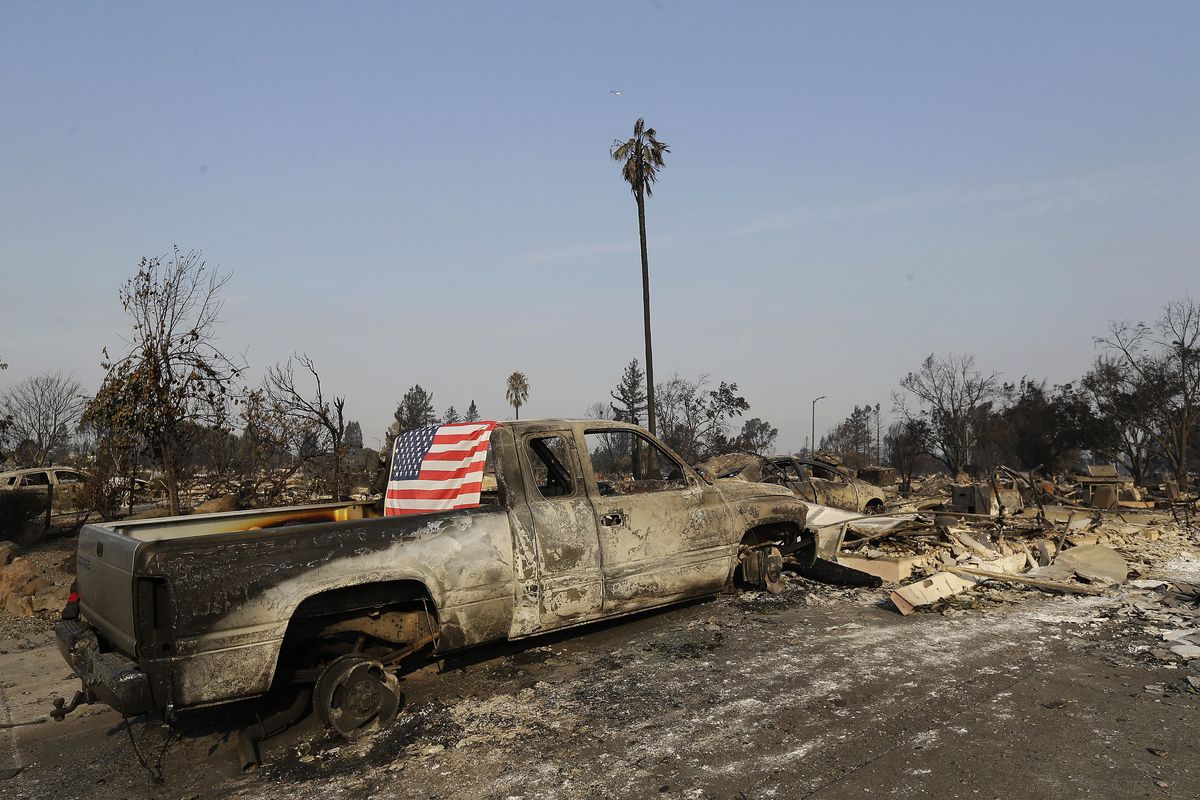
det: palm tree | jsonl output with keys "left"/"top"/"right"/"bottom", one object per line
{"left": 506, "top": 371, "right": 529, "bottom": 419}
{"left": 611, "top": 117, "right": 669, "bottom": 436}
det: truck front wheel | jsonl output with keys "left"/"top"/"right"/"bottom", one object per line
{"left": 738, "top": 546, "right": 786, "bottom": 594}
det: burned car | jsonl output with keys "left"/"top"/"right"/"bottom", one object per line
{"left": 701, "top": 453, "right": 888, "bottom": 514}
{"left": 0, "top": 466, "right": 88, "bottom": 514}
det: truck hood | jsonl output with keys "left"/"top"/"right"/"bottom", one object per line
{"left": 712, "top": 477, "right": 797, "bottom": 504}
{"left": 712, "top": 477, "right": 808, "bottom": 527}
{"left": 700, "top": 453, "right": 768, "bottom": 481}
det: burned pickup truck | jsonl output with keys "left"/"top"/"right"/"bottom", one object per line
{"left": 55, "top": 419, "right": 811, "bottom": 751}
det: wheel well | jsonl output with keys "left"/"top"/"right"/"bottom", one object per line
{"left": 283, "top": 580, "right": 440, "bottom": 651}
{"left": 865, "top": 498, "right": 884, "bottom": 510}
{"left": 740, "top": 522, "right": 802, "bottom": 548}
{"left": 740, "top": 522, "right": 816, "bottom": 568}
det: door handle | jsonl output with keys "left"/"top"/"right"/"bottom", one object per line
{"left": 600, "top": 512, "right": 624, "bottom": 527}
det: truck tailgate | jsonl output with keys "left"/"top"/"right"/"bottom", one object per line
{"left": 75, "top": 523, "right": 140, "bottom": 657}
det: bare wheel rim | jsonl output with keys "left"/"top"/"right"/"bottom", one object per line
{"left": 314, "top": 655, "right": 402, "bottom": 739}
{"left": 763, "top": 547, "right": 786, "bottom": 594}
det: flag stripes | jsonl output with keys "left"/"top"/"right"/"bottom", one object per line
{"left": 384, "top": 421, "right": 497, "bottom": 517}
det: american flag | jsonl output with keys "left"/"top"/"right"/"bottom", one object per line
{"left": 384, "top": 421, "right": 498, "bottom": 516}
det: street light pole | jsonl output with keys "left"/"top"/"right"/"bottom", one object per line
{"left": 875, "top": 402, "right": 882, "bottom": 465}
{"left": 811, "top": 395, "right": 826, "bottom": 457}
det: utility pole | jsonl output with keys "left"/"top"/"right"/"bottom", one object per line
{"left": 811, "top": 395, "right": 826, "bottom": 457}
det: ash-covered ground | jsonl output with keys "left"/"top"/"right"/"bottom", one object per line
{"left": 4, "top": 552, "right": 1199, "bottom": 800}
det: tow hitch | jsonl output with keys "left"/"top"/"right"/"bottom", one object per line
{"left": 50, "top": 686, "right": 94, "bottom": 721}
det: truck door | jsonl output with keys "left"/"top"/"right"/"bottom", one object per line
{"left": 518, "top": 432, "right": 605, "bottom": 627}
{"left": 582, "top": 428, "right": 735, "bottom": 614}
{"left": 53, "top": 469, "right": 86, "bottom": 513}
{"left": 774, "top": 459, "right": 812, "bottom": 500}
{"left": 807, "top": 462, "right": 858, "bottom": 510}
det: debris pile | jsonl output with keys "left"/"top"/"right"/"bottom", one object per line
{"left": 0, "top": 539, "right": 70, "bottom": 619}
{"left": 1115, "top": 576, "right": 1200, "bottom": 663}
{"left": 887, "top": 463, "right": 1199, "bottom": 517}
{"left": 803, "top": 497, "right": 1197, "bottom": 623}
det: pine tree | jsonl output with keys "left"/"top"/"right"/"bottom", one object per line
{"left": 464, "top": 400, "right": 480, "bottom": 422}
{"left": 610, "top": 359, "right": 648, "bottom": 426}
{"left": 376, "top": 386, "right": 439, "bottom": 494}
{"left": 444, "top": 405, "right": 460, "bottom": 424}
{"left": 394, "top": 385, "right": 437, "bottom": 432}
{"left": 343, "top": 420, "right": 364, "bottom": 449}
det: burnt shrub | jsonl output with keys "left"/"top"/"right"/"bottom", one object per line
{"left": 77, "top": 468, "right": 125, "bottom": 522}
{"left": 0, "top": 491, "right": 48, "bottom": 545}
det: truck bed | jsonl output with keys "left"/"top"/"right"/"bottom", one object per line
{"left": 108, "top": 501, "right": 379, "bottom": 541}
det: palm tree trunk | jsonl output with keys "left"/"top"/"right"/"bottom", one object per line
{"left": 636, "top": 186, "right": 656, "bottom": 436}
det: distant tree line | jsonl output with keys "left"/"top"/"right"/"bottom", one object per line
{"left": 589, "top": 358, "right": 778, "bottom": 464}
{"left": 0, "top": 248, "right": 376, "bottom": 518}
{"left": 373, "top": 385, "right": 482, "bottom": 491}
{"left": 812, "top": 298, "right": 1200, "bottom": 489}
{"left": 3, "top": 247, "right": 1195, "bottom": 524}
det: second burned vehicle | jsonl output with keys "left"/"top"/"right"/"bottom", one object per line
{"left": 701, "top": 453, "right": 888, "bottom": 514}
{"left": 54, "top": 419, "right": 813, "bottom": 759}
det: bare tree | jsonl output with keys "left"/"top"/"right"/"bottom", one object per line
{"left": 1092, "top": 298, "right": 1200, "bottom": 487}
{"left": 264, "top": 354, "right": 347, "bottom": 500}
{"left": 894, "top": 353, "right": 999, "bottom": 477}
{"left": 655, "top": 374, "right": 749, "bottom": 463}
{"left": 584, "top": 401, "right": 612, "bottom": 420}
{"left": 1083, "top": 360, "right": 1155, "bottom": 482}
{"left": 1, "top": 373, "right": 87, "bottom": 466}
{"left": 86, "top": 247, "right": 244, "bottom": 515}
{"left": 236, "top": 388, "right": 321, "bottom": 506}
{"left": 885, "top": 418, "right": 930, "bottom": 493}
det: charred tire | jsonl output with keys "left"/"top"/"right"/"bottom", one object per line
{"left": 313, "top": 654, "right": 402, "bottom": 740}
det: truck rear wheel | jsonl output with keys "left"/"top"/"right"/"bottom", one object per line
{"left": 313, "top": 654, "right": 403, "bottom": 739}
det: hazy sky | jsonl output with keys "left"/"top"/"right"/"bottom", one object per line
{"left": 2, "top": 1, "right": 1198, "bottom": 452}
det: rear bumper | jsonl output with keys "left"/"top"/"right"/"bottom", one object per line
{"left": 55, "top": 620, "right": 156, "bottom": 715}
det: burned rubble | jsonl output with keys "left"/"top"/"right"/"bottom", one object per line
{"left": 1, "top": 451, "right": 1198, "bottom": 798}
{"left": 790, "top": 465, "right": 1200, "bottom": 627}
